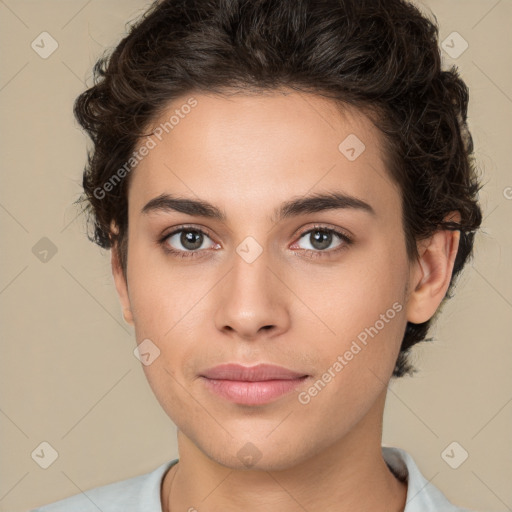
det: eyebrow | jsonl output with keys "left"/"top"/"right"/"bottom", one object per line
{"left": 141, "top": 191, "right": 376, "bottom": 222}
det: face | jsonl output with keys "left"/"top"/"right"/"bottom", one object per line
{"left": 114, "top": 89, "right": 415, "bottom": 470}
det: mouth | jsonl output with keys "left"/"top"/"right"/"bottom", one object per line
{"left": 199, "top": 363, "right": 310, "bottom": 405}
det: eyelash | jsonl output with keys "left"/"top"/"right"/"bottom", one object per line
{"left": 158, "top": 224, "right": 353, "bottom": 260}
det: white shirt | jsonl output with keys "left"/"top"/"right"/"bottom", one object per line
{"left": 30, "top": 446, "right": 476, "bottom": 512}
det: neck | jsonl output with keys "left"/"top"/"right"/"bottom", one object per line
{"left": 161, "top": 390, "right": 407, "bottom": 512}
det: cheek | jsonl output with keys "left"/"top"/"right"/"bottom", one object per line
{"left": 312, "top": 240, "right": 407, "bottom": 325}
{"left": 126, "top": 234, "right": 200, "bottom": 336}
{"left": 125, "top": 243, "right": 212, "bottom": 380}
{"left": 294, "top": 294, "right": 407, "bottom": 436}
{"left": 302, "top": 241, "right": 409, "bottom": 378}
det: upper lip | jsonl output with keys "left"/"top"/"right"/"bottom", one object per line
{"left": 200, "top": 363, "right": 308, "bottom": 381}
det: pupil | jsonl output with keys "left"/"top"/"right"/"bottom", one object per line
{"left": 311, "top": 230, "right": 331, "bottom": 250}
{"left": 181, "top": 230, "right": 202, "bottom": 250}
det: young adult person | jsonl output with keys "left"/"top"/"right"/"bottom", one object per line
{"left": 32, "top": 0, "right": 482, "bottom": 510}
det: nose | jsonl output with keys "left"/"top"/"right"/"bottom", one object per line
{"left": 214, "top": 248, "right": 291, "bottom": 341}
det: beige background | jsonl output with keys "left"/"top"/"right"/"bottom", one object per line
{"left": 0, "top": 0, "right": 511, "bottom": 511}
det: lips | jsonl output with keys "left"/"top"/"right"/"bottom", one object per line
{"left": 200, "top": 363, "right": 308, "bottom": 381}
{"left": 199, "top": 363, "right": 310, "bottom": 405}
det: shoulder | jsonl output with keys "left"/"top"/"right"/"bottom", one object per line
{"left": 382, "top": 446, "right": 477, "bottom": 512}
{"left": 29, "top": 459, "right": 178, "bottom": 512}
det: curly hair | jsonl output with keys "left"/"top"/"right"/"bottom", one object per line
{"left": 73, "top": 0, "right": 483, "bottom": 378}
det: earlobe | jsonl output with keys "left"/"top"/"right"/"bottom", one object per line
{"left": 122, "top": 307, "right": 134, "bottom": 326}
{"left": 406, "top": 213, "right": 461, "bottom": 324}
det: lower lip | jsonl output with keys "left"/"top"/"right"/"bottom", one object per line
{"left": 201, "top": 376, "right": 308, "bottom": 405}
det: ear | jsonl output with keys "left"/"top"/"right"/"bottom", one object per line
{"left": 406, "top": 212, "right": 461, "bottom": 324}
{"left": 110, "top": 223, "right": 134, "bottom": 326}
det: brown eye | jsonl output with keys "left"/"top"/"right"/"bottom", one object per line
{"left": 160, "top": 227, "right": 217, "bottom": 258}
{"left": 289, "top": 225, "right": 353, "bottom": 260}
{"left": 308, "top": 230, "right": 334, "bottom": 250}
{"left": 296, "top": 228, "right": 349, "bottom": 252}
{"left": 176, "top": 230, "right": 204, "bottom": 250}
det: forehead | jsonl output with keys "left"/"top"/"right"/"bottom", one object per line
{"left": 128, "top": 89, "right": 400, "bottom": 222}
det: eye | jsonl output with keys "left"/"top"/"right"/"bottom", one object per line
{"left": 159, "top": 226, "right": 218, "bottom": 258}
{"left": 158, "top": 224, "right": 353, "bottom": 260}
{"left": 291, "top": 225, "right": 353, "bottom": 258}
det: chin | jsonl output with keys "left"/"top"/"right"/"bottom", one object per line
{"left": 197, "top": 433, "right": 321, "bottom": 472}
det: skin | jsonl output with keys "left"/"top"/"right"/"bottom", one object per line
{"left": 111, "top": 89, "right": 460, "bottom": 512}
